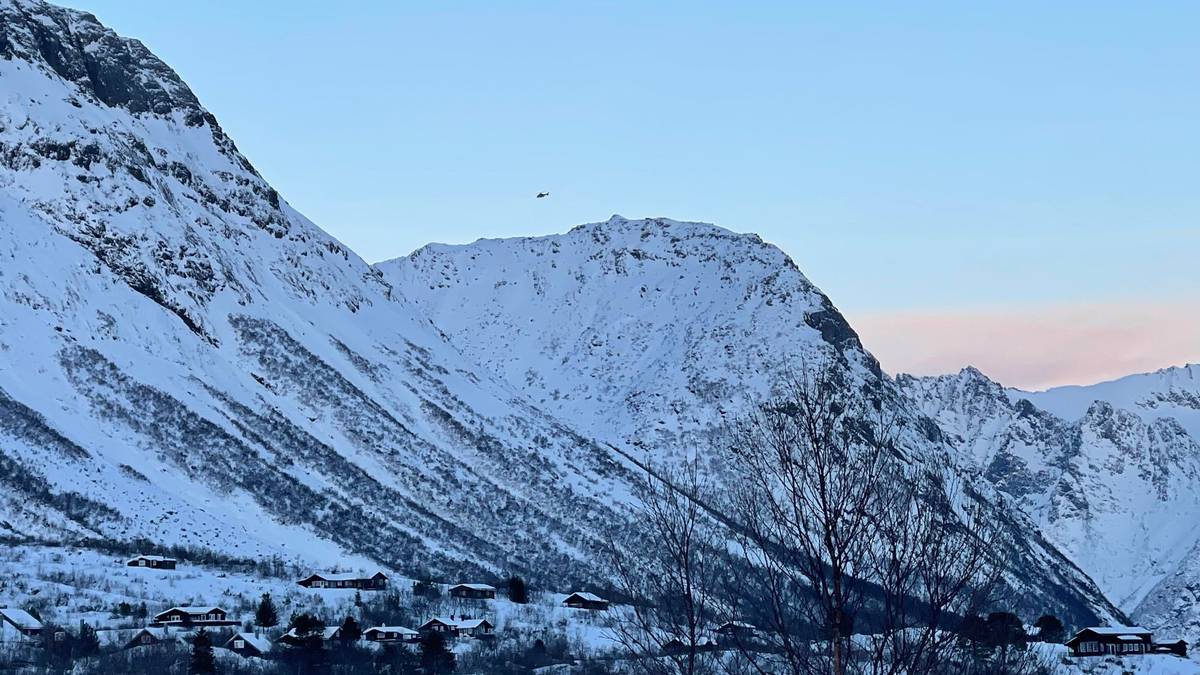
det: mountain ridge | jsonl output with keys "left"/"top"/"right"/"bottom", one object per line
{"left": 1, "top": 0, "right": 1125, "bottom": 634}
{"left": 896, "top": 364, "right": 1200, "bottom": 641}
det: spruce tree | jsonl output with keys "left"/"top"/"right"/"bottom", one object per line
{"left": 189, "top": 628, "right": 217, "bottom": 675}
{"left": 255, "top": 592, "right": 279, "bottom": 628}
{"left": 420, "top": 631, "right": 456, "bottom": 674}
{"left": 507, "top": 575, "right": 528, "bottom": 604}
{"left": 74, "top": 620, "right": 100, "bottom": 658}
{"left": 340, "top": 615, "right": 362, "bottom": 643}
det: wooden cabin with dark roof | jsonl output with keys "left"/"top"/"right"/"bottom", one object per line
{"left": 1066, "top": 627, "right": 1152, "bottom": 657}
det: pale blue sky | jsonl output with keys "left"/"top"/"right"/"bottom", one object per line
{"left": 64, "top": 1, "right": 1198, "bottom": 385}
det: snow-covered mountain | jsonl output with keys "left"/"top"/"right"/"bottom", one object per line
{"left": 0, "top": 0, "right": 1124, "bottom": 633}
{"left": 376, "top": 219, "right": 1124, "bottom": 626}
{"left": 896, "top": 366, "right": 1200, "bottom": 640}
{"left": 0, "top": 0, "right": 645, "bottom": 586}
{"left": 1016, "top": 365, "right": 1200, "bottom": 441}
{"left": 379, "top": 216, "right": 879, "bottom": 463}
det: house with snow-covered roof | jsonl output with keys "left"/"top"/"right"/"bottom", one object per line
{"left": 455, "top": 618, "right": 495, "bottom": 639}
{"left": 151, "top": 605, "right": 236, "bottom": 627}
{"left": 563, "top": 591, "right": 609, "bottom": 610}
{"left": 715, "top": 621, "right": 758, "bottom": 645}
{"left": 278, "top": 625, "right": 343, "bottom": 647}
{"left": 224, "top": 632, "right": 273, "bottom": 657}
{"left": 126, "top": 554, "right": 177, "bottom": 570}
{"left": 122, "top": 626, "right": 195, "bottom": 650}
{"left": 297, "top": 571, "right": 388, "bottom": 590}
{"left": 419, "top": 617, "right": 461, "bottom": 637}
{"left": 449, "top": 583, "right": 496, "bottom": 599}
{"left": 1066, "top": 626, "right": 1153, "bottom": 656}
{"left": 0, "top": 607, "right": 43, "bottom": 641}
{"left": 364, "top": 625, "right": 419, "bottom": 644}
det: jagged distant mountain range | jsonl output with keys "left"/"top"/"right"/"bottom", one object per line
{"left": 896, "top": 365, "right": 1200, "bottom": 638}
{"left": 2, "top": 0, "right": 1196, "bottom": 640}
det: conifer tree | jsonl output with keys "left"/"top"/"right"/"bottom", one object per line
{"left": 189, "top": 628, "right": 216, "bottom": 675}
{"left": 340, "top": 615, "right": 362, "bottom": 643}
{"left": 507, "top": 575, "right": 528, "bottom": 604}
{"left": 255, "top": 592, "right": 279, "bottom": 628}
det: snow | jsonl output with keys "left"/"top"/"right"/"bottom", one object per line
{"left": 1076, "top": 627, "right": 1152, "bottom": 636}
{"left": 228, "top": 632, "right": 272, "bottom": 653}
{"left": 0, "top": 607, "right": 43, "bottom": 630}
{"left": 899, "top": 366, "right": 1200, "bottom": 642}
{"left": 0, "top": 0, "right": 656, "bottom": 591}
{"left": 0, "top": 0, "right": 1143, "bottom": 656}
{"left": 305, "top": 572, "right": 382, "bottom": 582}
{"left": 1014, "top": 365, "right": 1200, "bottom": 440}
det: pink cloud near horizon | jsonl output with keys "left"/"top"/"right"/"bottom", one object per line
{"left": 850, "top": 301, "right": 1200, "bottom": 391}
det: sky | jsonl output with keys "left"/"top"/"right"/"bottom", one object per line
{"left": 65, "top": 1, "right": 1198, "bottom": 390}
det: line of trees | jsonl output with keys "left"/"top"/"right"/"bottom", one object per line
{"left": 609, "top": 362, "right": 1054, "bottom": 675}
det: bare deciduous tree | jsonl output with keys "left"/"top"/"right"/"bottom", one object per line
{"left": 724, "top": 364, "right": 890, "bottom": 675}
{"left": 608, "top": 461, "right": 722, "bottom": 675}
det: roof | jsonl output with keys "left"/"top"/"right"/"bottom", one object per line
{"left": 456, "top": 619, "right": 492, "bottom": 630}
{"left": 717, "top": 621, "right": 756, "bottom": 631}
{"left": 451, "top": 583, "right": 496, "bottom": 591}
{"left": 126, "top": 627, "right": 195, "bottom": 645}
{"left": 1067, "top": 626, "right": 1153, "bottom": 645}
{"left": 303, "top": 571, "right": 385, "bottom": 581}
{"left": 157, "top": 606, "right": 223, "bottom": 616}
{"left": 421, "top": 617, "right": 458, "bottom": 628}
{"left": 227, "top": 632, "right": 272, "bottom": 653}
{"left": 0, "top": 608, "right": 43, "bottom": 630}
{"left": 281, "top": 626, "right": 340, "bottom": 640}
{"left": 1076, "top": 626, "right": 1151, "bottom": 636}
{"left": 366, "top": 626, "right": 417, "bottom": 635}
{"left": 564, "top": 592, "right": 606, "bottom": 603}
{"left": 128, "top": 555, "right": 175, "bottom": 562}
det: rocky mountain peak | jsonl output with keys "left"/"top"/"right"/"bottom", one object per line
{"left": 1, "top": 0, "right": 202, "bottom": 117}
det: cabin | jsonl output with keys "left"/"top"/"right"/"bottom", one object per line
{"left": 151, "top": 606, "right": 236, "bottom": 627}
{"left": 278, "top": 626, "right": 342, "bottom": 647}
{"left": 1153, "top": 639, "right": 1188, "bottom": 657}
{"left": 122, "top": 627, "right": 194, "bottom": 650}
{"left": 0, "top": 608, "right": 44, "bottom": 640}
{"left": 126, "top": 555, "right": 177, "bottom": 570}
{"left": 419, "top": 618, "right": 461, "bottom": 637}
{"left": 364, "top": 626, "right": 419, "bottom": 644}
{"left": 297, "top": 571, "right": 388, "bottom": 590}
{"left": 456, "top": 619, "right": 495, "bottom": 639}
{"left": 1066, "top": 627, "right": 1153, "bottom": 657}
{"left": 449, "top": 583, "right": 496, "bottom": 600}
{"left": 662, "top": 639, "right": 686, "bottom": 655}
{"left": 225, "top": 632, "right": 273, "bottom": 658}
{"left": 715, "top": 621, "right": 757, "bottom": 646}
{"left": 563, "top": 592, "right": 609, "bottom": 611}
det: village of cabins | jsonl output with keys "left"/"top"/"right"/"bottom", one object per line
{"left": 0, "top": 554, "right": 1190, "bottom": 662}
{"left": 0, "top": 554, "right": 615, "bottom": 658}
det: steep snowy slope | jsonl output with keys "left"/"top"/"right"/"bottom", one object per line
{"left": 378, "top": 218, "right": 1122, "bottom": 627}
{"left": 897, "top": 368, "right": 1200, "bottom": 640}
{"left": 0, "top": 0, "right": 642, "bottom": 586}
